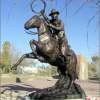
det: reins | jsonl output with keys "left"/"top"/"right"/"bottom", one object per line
{"left": 25, "top": 30, "right": 38, "bottom": 35}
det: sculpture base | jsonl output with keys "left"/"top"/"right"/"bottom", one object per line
{"left": 25, "top": 76, "right": 86, "bottom": 100}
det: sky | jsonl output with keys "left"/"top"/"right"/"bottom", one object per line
{"left": 1, "top": 0, "right": 99, "bottom": 61}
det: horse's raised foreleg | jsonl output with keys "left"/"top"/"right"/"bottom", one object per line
{"left": 11, "top": 52, "right": 35, "bottom": 70}
{"left": 29, "top": 39, "right": 40, "bottom": 53}
{"left": 29, "top": 39, "right": 46, "bottom": 62}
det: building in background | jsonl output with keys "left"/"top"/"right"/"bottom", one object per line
{"left": 96, "top": 59, "right": 100, "bottom": 79}
{"left": 18, "top": 66, "right": 39, "bottom": 74}
{"left": 77, "top": 55, "right": 88, "bottom": 80}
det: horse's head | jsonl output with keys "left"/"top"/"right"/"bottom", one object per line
{"left": 25, "top": 0, "right": 46, "bottom": 30}
{"left": 24, "top": 15, "right": 41, "bottom": 30}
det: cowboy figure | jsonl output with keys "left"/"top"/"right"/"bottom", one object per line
{"left": 48, "top": 9, "right": 68, "bottom": 58}
{"left": 40, "top": 9, "right": 70, "bottom": 61}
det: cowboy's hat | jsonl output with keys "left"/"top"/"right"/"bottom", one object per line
{"left": 49, "top": 9, "right": 59, "bottom": 16}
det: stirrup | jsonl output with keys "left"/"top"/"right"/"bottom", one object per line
{"left": 59, "top": 55, "right": 66, "bottom": 62}
{"left": 67, "top": 52, "right": 72, "bottom": 56}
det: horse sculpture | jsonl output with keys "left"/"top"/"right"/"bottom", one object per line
{"left": 11, "top": 1, "right": 87, "bottom": 99}
{"left": 11, "top": 0, "right": 78, "bottom": 88}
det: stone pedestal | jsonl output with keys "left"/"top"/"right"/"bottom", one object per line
{"left": 25, "top": 75, "right": 86, "bottom": 100}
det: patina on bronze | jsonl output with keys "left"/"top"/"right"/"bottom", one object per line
{"left": 11, "top": 0, "right": 86, "bottom": 99}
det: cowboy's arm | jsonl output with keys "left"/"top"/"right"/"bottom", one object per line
{"left": 43, "top": 14, "right": 50, "bottom": 23}
{"left": 48, "top": 21, "right": 64, "bottom": 31}
{"left": 40, "top": 10, "right": 50, "bottom": 23}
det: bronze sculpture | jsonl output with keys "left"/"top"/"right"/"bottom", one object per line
{"left": 11, "top": 0, "right": 86, "bottom": 99}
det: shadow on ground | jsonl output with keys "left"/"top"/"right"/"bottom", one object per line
{"left": 0, "top": 83, "right": 43, "bottom": 94}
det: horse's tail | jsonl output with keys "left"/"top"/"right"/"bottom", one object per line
{"left": 70, "top": 49, "right": 78, "bottom": 81}
{"left": 73, "top": 50, "right": 78, "bottom": 79}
